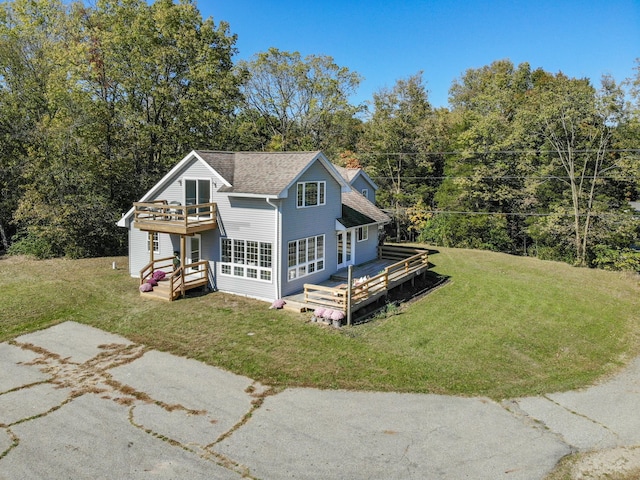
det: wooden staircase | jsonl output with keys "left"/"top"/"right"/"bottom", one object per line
{"left": 140, "top": 277, "right": 182, "bottom": 301}
{"left": 139, "top": 258, "right": 209, "bottom": 302}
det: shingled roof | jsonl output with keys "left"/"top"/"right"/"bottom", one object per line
{"left": 118, "top": 150, "right": 390, "bottom": 228}
{"left": 339, "top": 190, "right": 391, "bottom": 227}
{"left": 195, "top": 150, "right": 340, "bottom": 196}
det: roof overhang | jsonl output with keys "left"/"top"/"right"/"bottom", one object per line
{"left": 116, "top": 150, "right": 229, "bottom": 227}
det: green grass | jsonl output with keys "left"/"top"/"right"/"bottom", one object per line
{"left": 1, "top": 247, "right": 639, "bottom": 400}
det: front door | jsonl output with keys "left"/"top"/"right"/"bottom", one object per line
{"left": 337, "top": 230, "right": 354, "bottom": 269}
{"left": 186, "top": 234, "right": 204, "bottom": 277}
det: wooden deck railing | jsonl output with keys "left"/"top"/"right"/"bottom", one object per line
{"left": 133, "top": 201, "right": 217, "bottom": 233}
{"left": 140, "top": 256, "right": 174, "bottom": 284}
{"left": 140, "top": 258, "right": 209, "bottom": 301}
{"left": 303, "top": 247, "right": 429, "bottom": 313}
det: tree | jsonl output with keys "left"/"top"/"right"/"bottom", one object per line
{"left": 237, "top": 47, "right": 363, "bottom": 156}
{"left": 432, "top": 60, "right": 536, "bottom": 253}
{"left": 519, "top": 72, "right": 634, "bottom": 265}
{"left": 2, "top": 0, "right": 242, "bottom": 257}
{"left": 83, "top": 0, "right": 242, "bottom": 196}
{"left": 359, "top": 72, "right": 445, "bottom": 240}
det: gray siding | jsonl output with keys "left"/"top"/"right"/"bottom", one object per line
{"left": 354, "top": 224, "right": 379, "bottom": 265}
{"left": 213, "top": 194, "right": 278, "bottom": 301}
{"left": 351, "top": 175, "right": 377, "bottom": 205}
{"left": 124, "top": 153, "right": 382, "bottom": 300}
{"left": 280, "top": 161, "right": 342, "bottom": 296}
{"left": 127, "top": 156, "right": 219, "bottom": 277}
{"left": 128, "top": 229, "right": 176, "bottom": 277}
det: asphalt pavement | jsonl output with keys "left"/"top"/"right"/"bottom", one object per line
{"left": 1, "top": 321, "right": 639, "bottom": 479}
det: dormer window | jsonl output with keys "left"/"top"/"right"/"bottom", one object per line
{"left": 362, "top": 188, "right": 369, "bottom": 199}
{"left": 297, "top": 181, "right": 326, "bottom": 208}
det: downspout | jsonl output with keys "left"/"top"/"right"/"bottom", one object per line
{"left": 266, "top": 198, "right": 281, "bottom": 300}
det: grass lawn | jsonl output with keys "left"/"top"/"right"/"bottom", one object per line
{"left": 1, "top": 247, "right": 639, "bottom": 400}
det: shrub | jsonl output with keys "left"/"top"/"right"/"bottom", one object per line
{"left": 592, "top": 246, "right": 640, "bottom": 272}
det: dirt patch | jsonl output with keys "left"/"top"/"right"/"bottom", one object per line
{"left": 547, "top": 446, "right": 640, "bottom": 480}
{"left": 571, "top": 447, "right": 640, "bottom": 479}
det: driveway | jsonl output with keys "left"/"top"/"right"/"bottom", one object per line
{"left": 1, "top": 321, "right": 639, "bottom": 479}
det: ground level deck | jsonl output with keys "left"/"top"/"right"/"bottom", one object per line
{"left": 283, "top": 245, "right": 430, "bottom": 323}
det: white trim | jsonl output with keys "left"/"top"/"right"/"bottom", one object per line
{"left": 278, "top": 152, "right": 349, "bottom": 198}
{"left": 356, "top": 226, "right": 368, "bottom": 242}
{"left": 296, "top": 181, "right": 326, "bottom": 208}
{"left": 219, "top": 238, "right": 273, "bottom": 283}
{"left": 349, "top": 169, "right": 379, "bottom": 191}
{"left": 287, "top": 235, "right": 325, "bottom": 281}
{"left": 117, "top": 150, "right": 228, "bottom": 226}
{"left": 337, "top": 230, "right": 355, "bottom": 269}
{"left": 146, "top": 232, "right": 160, "bottom": 254}
{"left": 266, "top": 198, "right": 282, "bottom": 299}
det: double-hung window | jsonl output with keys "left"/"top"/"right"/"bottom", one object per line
{"left": 220, "top": 239, "right": 272, "bottom": 281}
{"left": 147, "top": 232, "right": 160, "bottom": 254}
{"left": 356, "top": 226, "right": 368, "bottom": 242}
{"left": 297, "top": 181, "right": 325, "bottom": 208}
{"left": 288, "top": 235, "right": 324, "bottom": 280}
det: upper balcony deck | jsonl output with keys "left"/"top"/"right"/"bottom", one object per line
{"left": 132, "top": 200, "right": 217, "bottom": 235}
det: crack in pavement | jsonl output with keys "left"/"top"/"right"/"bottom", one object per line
{"left": 540, "top": 393, "right": 622, "bottom": 442}
{"left": 1, "top": 340, "right": 270, "bottom": 479}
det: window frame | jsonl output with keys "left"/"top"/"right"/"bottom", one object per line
{"left": 220, "top": 238, "right": 272, "bottom": 282}
{"left": 147, "top": 232, "right": 160, "bottom": 254}
{"left": 288, "top": 235, "right": 325, "bottom": 281}
{"left": 296, "top": 181, "right": 326, "bottom": 208}
{"left": 184, "top": 178, "right": 211, "bottom": 217}
{"left": 356, "top": 225, "right": 368, "bottom": 242}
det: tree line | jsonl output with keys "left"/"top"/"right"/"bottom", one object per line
{"left": 1, "top": 0, "right": 639, "bottom": 270}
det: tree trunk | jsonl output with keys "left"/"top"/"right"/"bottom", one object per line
{"left": 0, "top": 220, "right": 9, "bottom": 251}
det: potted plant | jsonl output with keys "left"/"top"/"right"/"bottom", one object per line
{"left": 330, "top": 310, "right": 345, "bottom": 328}
{"left": 311, "top": 307, "right": 325, "bottom": 322}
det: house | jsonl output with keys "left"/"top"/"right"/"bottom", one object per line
{"left": 117, "top": 150, "right": 391, "bottom": 302}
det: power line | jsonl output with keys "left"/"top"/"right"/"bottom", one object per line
{"left": 356, "top": 148, "right": 640, "bottom": 156}
{"left": 371, "top": 175, "right": 638, "bottom": 181}
{"left": 381, "top": 208, "right": 639, "bottom": 218}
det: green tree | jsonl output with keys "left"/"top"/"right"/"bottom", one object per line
{"left": 359, "top": 72, "right": 445, "bottom": 240}
{"left": 237, "top": 47, "right": 363, "bottom": 156}
{"left": 519, "top": 72, "right": 635, "bottom": 265}
{"left": 2, "top": 0, "right": 242, "bottom": 257}
{"left": 433, "top": 60, "right": 536, "bottom": 253}
{"left": 83, "top": 0, "right": 242, "bottom": 196}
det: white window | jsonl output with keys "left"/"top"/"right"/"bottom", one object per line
{"left": 147, "top": 232, "right": 159, "bottom": 254}
{"left": 288, "top": 235, "right": 324, "bottom": 280}
{"left": 220, "top": 239, "right": 272, "bottom": 282}
{"left": 357, "top": 226, "right": 368, "bottom": 242}
{"left": 184, "top": 178, "right": 211, "bottom": 216}
{"left": 297, "top": 181, "right": 326, "bottom": 208}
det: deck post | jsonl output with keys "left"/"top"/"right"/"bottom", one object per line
{"left": 148, "top": 232, "right": 155, "bottom": 267}
{"left": 180, "top": 235, "right": 186, "bottom": 298}
{"left": 346, "top": 265, "right": 353, "bottom": 326}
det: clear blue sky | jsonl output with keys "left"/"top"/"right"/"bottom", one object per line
{"left": 203, "top": 0, "right": 639, "bottom": 108}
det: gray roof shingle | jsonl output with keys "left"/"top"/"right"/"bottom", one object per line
{"left": 195, "top": 150, "right": 325, "bottom": 196}
{"left": 340, "top": 190, "right": 391, "bottom": 227}
{"left": 196, "top": 150, "right": 390, "bottom": 226}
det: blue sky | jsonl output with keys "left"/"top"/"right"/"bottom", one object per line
{"left": 203, "top": 0, "right": 639, "bottom": 108}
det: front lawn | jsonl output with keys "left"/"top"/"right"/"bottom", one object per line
{"left": 1, "top": 247, "right": 638, "bottom": 400}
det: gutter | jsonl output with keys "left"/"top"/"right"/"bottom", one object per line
{"left": 266, "top": 198, "right": 282, "bottom": 300}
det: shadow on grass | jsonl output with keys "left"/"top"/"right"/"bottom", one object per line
{"left": 351, "top": 270, "right": 451, "bottom": 325}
